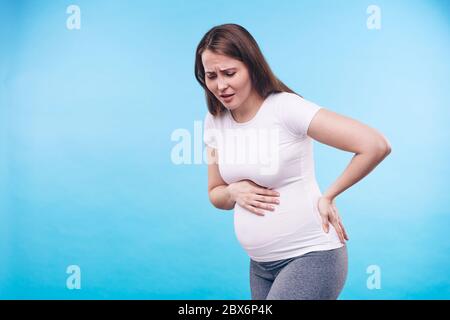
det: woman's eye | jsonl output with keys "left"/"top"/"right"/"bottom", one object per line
{"left": 207, "top": 73, "right": 235, "bottom": 79}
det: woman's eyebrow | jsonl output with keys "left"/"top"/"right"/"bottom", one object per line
{"left": 205, "top": 68, "right": 237, "bottom": 74}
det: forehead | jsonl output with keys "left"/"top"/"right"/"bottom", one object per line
{"left": 201, "top": 50, "right": 241, "bottom": 71}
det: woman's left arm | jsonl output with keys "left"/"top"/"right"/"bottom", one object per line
{"left": 308, "top": 108, "right": 392, "bottom": 202}
{"left": 307, "top": 108, "right": 391, "bottom": 242}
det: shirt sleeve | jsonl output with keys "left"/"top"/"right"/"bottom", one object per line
{"left": 277, "top": 93, "right": 323, "bottom": 139}
{"left": 203, "top": 112, "right": 218, "bottom": 149}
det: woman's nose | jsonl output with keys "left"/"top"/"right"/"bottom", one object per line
{"left": 217, "top": 76, "right": 229, "bottom": 91}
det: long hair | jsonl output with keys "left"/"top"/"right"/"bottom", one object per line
{"left": 194, "top": 23, "right": 301, "bottom": 116}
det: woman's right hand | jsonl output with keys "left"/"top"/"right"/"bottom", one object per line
{"left": 226, "top": 180, "right": 280, "bottom": 216}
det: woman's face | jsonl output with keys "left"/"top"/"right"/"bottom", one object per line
{"left": 201, "top": 49, "right": 254, "bottom": 111}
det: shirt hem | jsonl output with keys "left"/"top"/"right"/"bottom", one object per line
{"left": 248, "top": 241, "right": 345, "bottom": 263}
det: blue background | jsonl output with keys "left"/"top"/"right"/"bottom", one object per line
{"left": 0, "top": 0, "right": 449, "bottom": 299}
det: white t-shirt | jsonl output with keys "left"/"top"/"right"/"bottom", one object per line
{"left": 203, "top": 91, "right": 343, "bottom": 262}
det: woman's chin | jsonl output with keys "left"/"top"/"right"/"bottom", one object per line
{"left": 224, "top": 103, "right": 238, "bottom": 110}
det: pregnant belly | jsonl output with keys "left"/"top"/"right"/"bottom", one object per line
{"left": 233, "top": 182, "right": 323, "bottom": 250}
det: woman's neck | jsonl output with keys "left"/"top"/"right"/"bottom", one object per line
{"left": 231, "top": 91, "right": 264, "bottom": 123}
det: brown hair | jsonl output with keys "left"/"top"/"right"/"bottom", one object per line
{"left": 194, "top": 23, "right": 301, "bottom": 116}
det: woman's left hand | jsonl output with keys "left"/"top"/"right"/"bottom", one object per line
{"left": 317, "top": 196, "right": 349, "bottom": 244}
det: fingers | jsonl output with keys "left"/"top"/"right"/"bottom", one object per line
{"left": 244, "top": 204, "right": 265, "bottom": 216}
{"left": 319, "top": 212, "right": 347, "bottom": 243}
{"left": 238, "top": 186, "right": 280, "bottom": 217}
{"left": 331, "top": 220, "right": 345, "bottom": 244}
{"left": 250, "top": 189, "right": 280, "bottom": 217}
{"left": 250, "top": 200, "right": 275, "bottom": 212}
{"left": 320, "top": 215, "right": 329, "bottom": 233}
{"left": 255, "top": 188, "right": 280, "bottom": 197}
{"left": 243, "top": 197, "right": 275, "bottom": 216}
{"left": 254, "top": 194, "right": 280, "bottom": 205}
{"left": 330, "top": 207, "right": 346, "bottom": 244}
{"left": 333, "top": 204, "right": 349, "bottom": 241}
{"left": 339, "top": 220, "right": 349, "bottom": 240}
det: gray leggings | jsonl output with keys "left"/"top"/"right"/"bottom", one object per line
{"left": 249, "top": 245, "right": 348, "bottom": 300}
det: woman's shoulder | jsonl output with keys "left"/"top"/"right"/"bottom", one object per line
{"left": 273, "top": 91, "right": 303, "bottom": 102}
{"left": 273, "top": 91, "right": 321, "bottom": 111}
{"left": 269, "top": 91, "right": 307, "bottom": 110}
{"left": 204, "top": 109, "right": 228, "bottom": 128}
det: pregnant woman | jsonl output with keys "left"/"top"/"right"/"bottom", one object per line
{"left": 194, "top": 24, "right": 391, "bottom": 300}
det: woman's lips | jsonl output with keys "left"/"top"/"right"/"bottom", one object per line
{"left": 221, "top": 93, "right": 235, "bottom": 102}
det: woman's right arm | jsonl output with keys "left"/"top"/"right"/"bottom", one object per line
{"left": 207, "top": 147, "right": 236, "bottom": 210}
{"left": 209, "top": 185, "right": 235, "bottom": 210}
